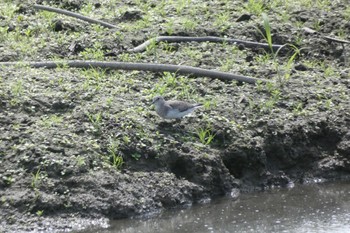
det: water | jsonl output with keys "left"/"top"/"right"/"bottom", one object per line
{"left": 81, "top": 181, "right": 350, "bottom": 233}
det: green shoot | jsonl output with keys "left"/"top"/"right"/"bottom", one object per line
{"left": 31, "top": 168, "right": 41, "bottom": 190}
{"left": 197, "top": 127, "right": 216, "bottom": 145}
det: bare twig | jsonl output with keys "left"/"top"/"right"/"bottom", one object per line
{"left": 128, "top": 36, "right": 284, "bottom": 53}
{"left": 302, "top": 27, "right": 350, "bottom": 44}
{"left": 33, "top": 4, "right": 285, "bottom": 52}
{"left": 0, "top": 61, "right": 266, "bottom": 84}
{"left": 33, "top": 4, "right": 117, "bottom": 29}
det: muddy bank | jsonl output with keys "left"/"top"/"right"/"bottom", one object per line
{"left": 1, "top": 0, "right": 349, "bottom": 232}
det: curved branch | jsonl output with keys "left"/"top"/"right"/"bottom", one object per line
{"left": 33, "top": 4, "right": 117, "bottom": 29}
{"left": 303, "top": 27, "right": 350, "bottom": 44}
{"left": 128, "top": 36, "right": 284, "bottom": 53}
{"left": 33, "top": 4, "right": 285, "bottom": 53}
{"left": 0, "top": 61, "right": 265, "bottom": 84}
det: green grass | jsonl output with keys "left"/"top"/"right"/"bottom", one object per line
{"left": 344, "top": 6, "right": 350, "bottom": 20}
{"left": 11, "top": 80, "right": 24, "bottom": 96}
{"left": 106, "top": 138, "right": 124, "bottom": 169}
{"left": 256, "top": 13, "right": 303, "bottom": 85}
{"left": 39, "top": 115, "right": 64, "bottom": 128}
{"left": 214, "top": 12, "right": 231, "bottom": 32}
{"left": 87, "top": 111, "right": 103, "bottom": 134}
{"left": 245, "top": 0, "right": 265, "bottom": 15}
{"left": 131, "top": 153, "right": 141, "bottom": 160}
{"left": 36, "top": 210, "right": 44, "bottom": 217}
{"left": 80, "top": 42, "right": 105, "bottom": 60}
{"left": 31, "top": 168, "right": 42, "bottom": 190}
{"left": 3, "top": 176, "right": 14, "bottom": 186}
{"left": 182, "top": 17, "right": 198, "bottom": 31}
{"left": 75, "top": 156, "right": 86, "bottom": 167}
{"left": 262, "top": 13, "right": 273, "bottom": 53}
{"left": 197, "top": 126, "right": 216, "bottom": 145}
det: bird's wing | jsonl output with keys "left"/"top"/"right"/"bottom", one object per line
{"left": 167, "top": 101, "right": 194, "bottom": 112}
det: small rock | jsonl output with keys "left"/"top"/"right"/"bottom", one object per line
{"left": 52, "top": 19, "right": 63, "bottom": 32}
{"left": 181, "top": 147, "right": 190, "bottom": 153}
{"left": 15, "top": 5, "right": 29, "bottom": 14}
{"left": 237, "top": 44, "right": 245, "bottom": 50}
{"left": 245, "top": 54, "right": 254, "bottom": 62}
{"left": 294, "top": 12, "right": 310, "bottom": 23}
{"left": 7, "top": 24, "right": 15, "bottom": 32}
{"left": 294, "top": 63, "right": 308, "bottom": 71}
{"left": 68, "top": 41, "right": 84, "bottom": 53}
{"left": 51, "top": 101, "right": 73, "bottom": 111}
{"left": 236, "top": 14, "right": 251, "bottom": 22}
{"left": 120, "top": 10, "right": 143, "bottom": 21}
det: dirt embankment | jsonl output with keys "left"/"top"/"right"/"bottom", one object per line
{"left": 0, "top": 0, "right": 349, "bottom": 232}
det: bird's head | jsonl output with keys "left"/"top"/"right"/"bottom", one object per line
{"left": 151, "top": 96, "right": 164, "bottom": 105}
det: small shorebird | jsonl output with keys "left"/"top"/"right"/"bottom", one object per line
{"left": 151, "top": 96, "right": 202, "bottom": 119}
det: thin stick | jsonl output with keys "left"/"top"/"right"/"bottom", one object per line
{"left": 33, "top": 4, "right": 117, "bottom": 29}
{"left": 0, "top": 61, "right": 265, "bottom": 84}
{"left": 128, "top": 36, "right": 284, "bottom": 53}
{"left": 33, "top": 4, "right": 285, "bottom": 52}
{"left": 303, "top": 27, "right": 350, "bottom": 44}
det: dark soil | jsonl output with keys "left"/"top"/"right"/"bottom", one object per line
{"left": 0, "top": 0, "right": 349, "bottom": 232}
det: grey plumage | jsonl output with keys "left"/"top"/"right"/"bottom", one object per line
{"left": 151, "top": 96, "right": 202, "bottom": 119}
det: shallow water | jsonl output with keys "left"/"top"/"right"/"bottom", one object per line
{"left": 81, "top": 181, "right": 350, "bottom": 233}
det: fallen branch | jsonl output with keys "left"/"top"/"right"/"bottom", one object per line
{"left": 127, "top": 36, "right": 284, "bottom": 53}
{"left": 0, "top": 61, "right": 265, "bottom": 84}
{"left": 33, "top": 4, "right": 285, "bottom": 53}
{"left": 303, "top": 27, "right": 350, "bottom": 44}
{"left": 33, "top": 4, "right": 117, "bottom": 29}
